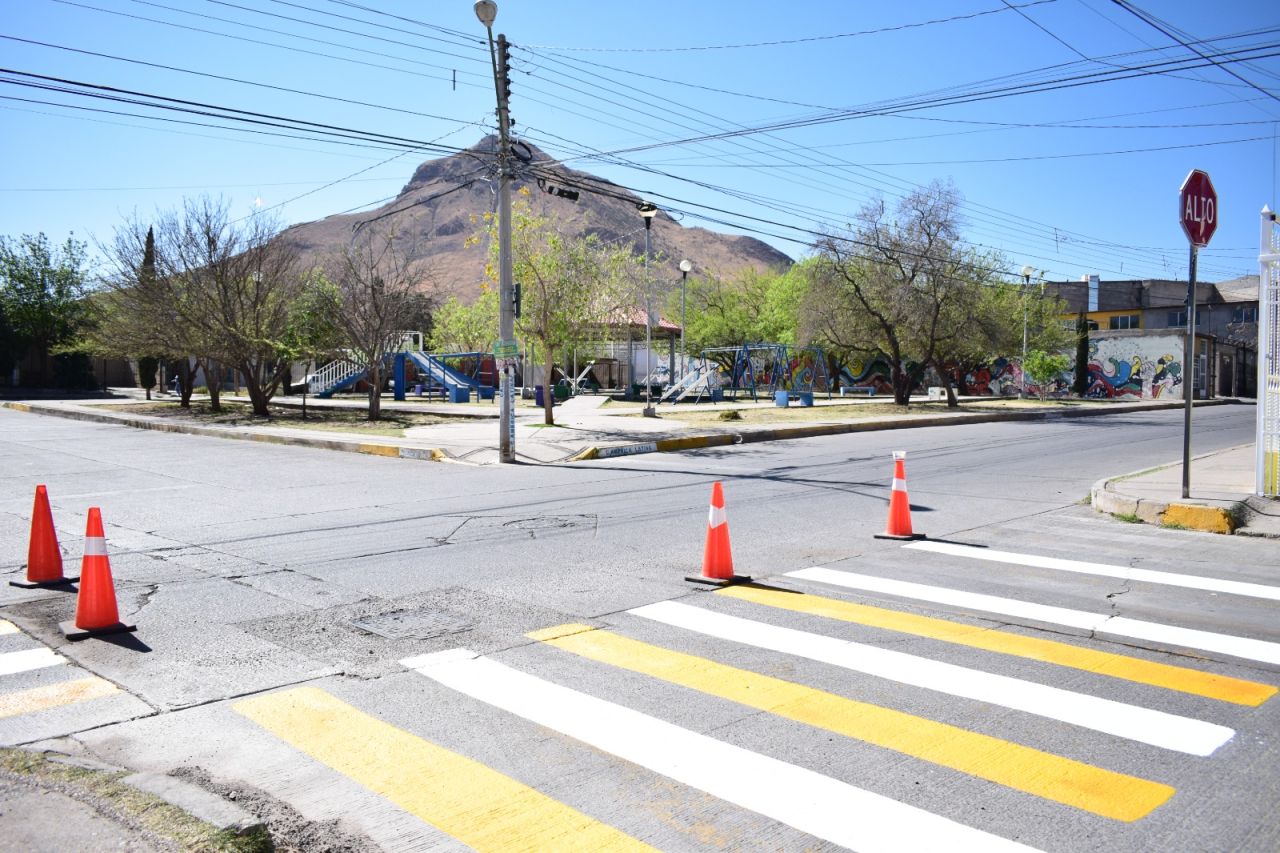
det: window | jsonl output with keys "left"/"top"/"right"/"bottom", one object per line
{"left": 1109, "top": 314, "right": 1140, "bottom": 330}
{"left": 1167, "top": 311, "right": 1201, "bottom": 327}
{"left": 1232, "top": 306, "right": 1259, "bottom": 323}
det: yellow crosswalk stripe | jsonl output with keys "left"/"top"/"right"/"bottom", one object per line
{"left": 0, "top": 676, "right": 118, "bottom": 719}
{"left": 234, "top": 687, "right": 656, "bottom": 852}
{"left": 531, "top": 624, "right": 1174, "bottom": 822}
{"left": 0, "top": 620, "right": 18, "bottom": 635}
{"left": 719, "top": 584, "right": 1276, "bottom": 707}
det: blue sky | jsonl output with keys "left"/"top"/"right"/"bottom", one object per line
{"left": 1, "top": 1, "right": 1275, "bottom": 284}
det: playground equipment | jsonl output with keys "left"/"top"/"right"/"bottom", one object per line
{"left": 660, "top": 358, "right": 720, "bottom": 404}
{"left": 407, "top": 351, "right": 496, "bottom": 402}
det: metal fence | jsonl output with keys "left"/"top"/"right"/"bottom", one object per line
{"left": 1259, "top": 207, "right": 1280, "bottom": 496}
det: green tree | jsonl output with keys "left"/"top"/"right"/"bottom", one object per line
{"left": 0, "top": 233, "right": 90, "bottom": 387}
{"left": 475, "top": 201, "right": 637, "bottom": 425}
{"left": 430, "top": 290, "right": 499, "bottom": 352}
{"left": 137, "top": 356, "right": 159, "bottom": 400}
{"left": 1024, "top": 349, "right": 1072, "bottom": 400}
{"left": 1072, "top": 313, "right": 1090, "bottom": 396}
{"left": 278, "top": 274, "right": 345, "bottom": 419}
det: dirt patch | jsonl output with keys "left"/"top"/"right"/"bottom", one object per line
{"left": 172, "top": 766, "right": 379, "bottom": 853}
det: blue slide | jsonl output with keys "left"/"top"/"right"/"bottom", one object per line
{"left": 406, "top": 351, "right": 480, "bottom": 402}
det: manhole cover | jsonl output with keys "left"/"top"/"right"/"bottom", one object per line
{"left": 349, "top": 608, "right": 473, "bottom": 641}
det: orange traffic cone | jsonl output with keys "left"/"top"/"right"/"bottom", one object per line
{"left": 875, "top": 451, "right": 925, "bottom": 541}
{"left": 60, "top": 508, "right": 136, "bottom": 640}
{"left": 12, "top": 485, "right": 78, "bottom": 589}
{"left": 686, "top": 481, "right": 751, "bottom": 586}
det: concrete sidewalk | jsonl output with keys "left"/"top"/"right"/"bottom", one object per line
{"left": 1090, "top": 444, "right": 1279, "bottom": 537}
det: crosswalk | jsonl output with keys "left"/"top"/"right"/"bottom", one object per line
{"left": 0, "top": 618, "right": 127, "bottom": 742}
{"left": 228, "top": 539, "right": 1278, "bottom": 852}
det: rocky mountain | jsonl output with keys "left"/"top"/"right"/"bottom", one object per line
{"left": 279, "top": 137, "right": 793, "bottom": 304}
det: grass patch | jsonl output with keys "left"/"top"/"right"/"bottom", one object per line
{"left": 1113, "top": 512, "right": 1143, "bottom": 524}
{"left": 105, "top": 400, "right": 455, "bottom": 437}
{"left": 1160, "top": 521, "right": 1191, "bottom": 531}
{"left": 0, "top": 748, "right": 271, "bottom": 852}
{"left": 717, "top": 409, "right": 743, "bottom": 421}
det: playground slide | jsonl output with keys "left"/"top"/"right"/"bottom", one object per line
{"left": 310, "top": 358, "right": 366, "bottom": 398}
{"left": 406, "top": 351, "right": 478, "bottom": 393}
{"left": 661, "top": 363, "right": 713, "bottom": 403}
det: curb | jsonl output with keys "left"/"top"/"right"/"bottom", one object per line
{"left": 579, "top": 399, "right": 1230, "bottom": 463}
{"left": 1090, "top": 452, "right": 1242, "bottom": 535}
{"left": 2, "top": 401, "right": 446, "bottom": 463}
{"left": 123, "top": 772, "right": 264, "bottom": 836}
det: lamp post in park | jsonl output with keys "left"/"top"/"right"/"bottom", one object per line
{"left": 474, "top": 0, "right": 516, "bottom": 462}
{"left": 679, "top": 259, "right": 692, "bottom": 380}
{"left": 639, "top": 203, "right": 658, "bottom": 417}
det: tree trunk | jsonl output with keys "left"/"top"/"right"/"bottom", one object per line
{"left": 367, "top": 364, "right": 382, "bottom": 420}
{"left": 200, "top": 359, "right": 222, "bottom": 412}
{"left": 174, "top": 359, "right": 196, "bottom": 408}
{"left": 244, "top": 366, "right": 272, "bottom": 417}
{"left": 301, "top": 360, "right": 309, "bottom": 420}
{"left": 891, "top": 362, "right": 910, "bottom": 406}
{"left": 544, "top": 343, "right": 555, "bottom": 426}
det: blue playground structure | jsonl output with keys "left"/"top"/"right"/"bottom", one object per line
{"left": 691, "top": 343, "right": 832, "bottom": 402}
{"left": 306, "top": 333, "right": 496, "bottom": 402}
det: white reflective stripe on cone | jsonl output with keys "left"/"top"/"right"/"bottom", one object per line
{"left": 892, "top": 478, "right": 907, "bottom": 492}
{"left": 83, "top": 537, "right": 108, "bottom": 557}
{"left": 708, "top": 505, "right": 728, "bottom": 529}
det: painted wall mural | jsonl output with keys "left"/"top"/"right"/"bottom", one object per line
{"left": 961, "top": 334, "right": 1184, "bottom": 400}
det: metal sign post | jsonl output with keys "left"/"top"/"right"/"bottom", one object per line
{"left": 1178, "top": 169, "right": 1218, "bottom": 499}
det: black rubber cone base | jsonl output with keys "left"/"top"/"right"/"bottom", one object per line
{"left": 874, "top": 532, "right": 927, "bottom": 540}
{"left": 59, "top": 620, "right": 137, "bottom": 641}
{"left": 685, "top": 574, "right": 753, "bottom": 587}
{"left": 9, "top": 576, "right": 79, "bottom": 589}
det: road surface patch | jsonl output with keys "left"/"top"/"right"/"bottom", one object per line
{"left": 629, "top": 601, "right": 1233, "bottom": 756}
{"left": 789, "top": 567, "right": 1280, "bottom": 667}
{"left": 529, "top": 623, "right": 1173, "bottom": 821}
{"left": 905, "top": 541, "right": 1280, "bottom": 602}
{"left": 717, "top": 584, "right": 1276, "bottom": 706}
{"left": 402, "top": 648, "right": 1040, "bottom": 853}
{"left": 233, "top": 685, "right": 655, "bottom": 853}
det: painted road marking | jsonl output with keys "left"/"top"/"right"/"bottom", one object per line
{"left": 0, "top": 647, "right": 65, "bottom": 677}
{"left": 234, "top": 686, "right": 655, "bottom": 853}
{"left": 530, "top": 624, "right": 1173, "bottom": 821}
{"left": 906, "top": 541, "right": 1280, "bottom": 602}
{"left": 630, "top": 601, "right": 1233, "bottom": 756}
{"left": 718, "top": 584, "right": 1276, "bottom": 706}
{"left": 789, "top": 567, "right": 1280, "bottom": 667}
{"left": 403, "top": 649, "right": 1040, "bottom": 853}
{"left": 0, "top": 676, "right": 119, "bottom": 720}
{"left": 0, "top": 621, "right": 18, "bottom": 636}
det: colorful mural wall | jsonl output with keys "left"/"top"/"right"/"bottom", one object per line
{"left": 961, "top": 333, "right": 1184, "bottom": 400}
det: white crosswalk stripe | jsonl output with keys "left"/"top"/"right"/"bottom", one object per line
{"left": 401, "top": 649, "right": 1041, "bottom": 853}
{"left": 789, "top": 566, "right": 1280, "bottom": 665}
{"left": 905, "top": 540, "right": 1280, "bottom": 601}
{"left": 629, "top": 600, "right": 1234, "bottom": 755}
{"left": 0, "top": 647, "right": 65, "bottom": 677}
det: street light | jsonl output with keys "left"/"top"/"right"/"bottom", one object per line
{"left": 639, "top": 203, "right": 658, "bottom": 417}
{"left": 474, "top": 0, "right": 515, "bottom": 462}
{"left": 679, "top": 259, "right": 692, "bottom": 380}
{"left": 1021, "top": 264, "right": 1033, "bottom": 398}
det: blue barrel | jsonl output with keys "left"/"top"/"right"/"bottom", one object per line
{"left": 774, "top": 390, "right": 789, "bottom": 407}
{"left": 534, "top": 384, "right": 545, "bottom": 407}
{"left": 799, "top": 391, "right": 814, "bottom": 407}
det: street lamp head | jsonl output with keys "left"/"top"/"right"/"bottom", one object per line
{"left": 679, "top": 259, "right": 693, "bottom": 273}
{"left": 638, "top": 202, "right": 658, "bottom": 220}
{"left": 1020, "top": 264, "right": 1034, "bottom": 281}
{"left": 473, "top": 0, "right": 497, "bottom": 27}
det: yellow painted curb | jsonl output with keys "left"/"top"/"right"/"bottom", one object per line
{"left": 1162, "top": 504, "right": 1235, "bottom": 534}
{"left": 3, "top": 402, "right": 31, "bottom": 412}
{"left": 358, "top": 443, "right": 401, "bottom": 458}
{"left": 567, "top": 447, "right": 599, "bottom": 461}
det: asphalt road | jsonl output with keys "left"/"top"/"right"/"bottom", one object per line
{"left": 1, "top": 403, "right": 1276, "bottom": 851}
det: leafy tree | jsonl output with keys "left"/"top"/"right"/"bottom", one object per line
{"left": 137, "top": 356, "right": 159, "bottom": 400}
{"left": 1072, "top": 313, "right": 1090, "bottom": 396}
{"left": 475, "top": 201, "right": 637, "bottom": 425}
{"left": 0, "top": 233, "right": 90, "bottom": 387}
{"left": 430, "top": 290, "right": 498, "bottom": 352}
{"left": 278, "top": 274, "right": 345, "bottom": 419}
{"left": 1024, "top": 349, "right": 1072, "bottom": 400}
{"left": 325, "top": 226, "right": 434, "bottom": 420}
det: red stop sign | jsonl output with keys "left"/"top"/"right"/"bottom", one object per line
{"left": 1179, "top": 169, "right": 1217, "bottom": 247}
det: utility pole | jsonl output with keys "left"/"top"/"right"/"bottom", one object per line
{"left": 475, "top": 2, "right": 516, "bottom": 462}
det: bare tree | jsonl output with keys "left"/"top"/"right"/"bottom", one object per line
{"left": 325, "top": 226, "right": 434, "bottom": 420}
{"left": 808, "top": 182, "right": 976, "bottom": 406}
